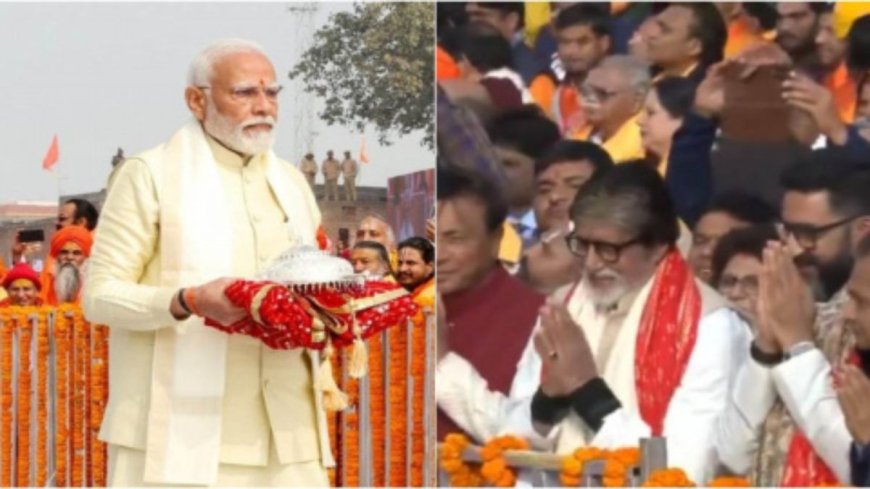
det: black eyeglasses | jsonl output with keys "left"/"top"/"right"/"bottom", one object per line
{"left": 565, "top": 234, "right": 643, "bottom": 264}
{"left": 780, "top": 215, "right": 859, "bottom": 249}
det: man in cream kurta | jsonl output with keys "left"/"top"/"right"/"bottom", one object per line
{"left": 437, "top": 163, "right": 751, "bottom": 484}
{"left": 82, "top": 39, "right": 332, "bottom": 486}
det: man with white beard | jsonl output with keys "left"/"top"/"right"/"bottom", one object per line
{"left": 44, "top": 226, "right": 93, "bottom": 306}
{"left": 82, "top": 39, "right": 330, "bottom": 486}
{"left": 437, "top": 163, "right": 751, "bottom": 484}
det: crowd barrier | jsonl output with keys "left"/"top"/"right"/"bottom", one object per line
{"left": 0, "top": 305, "right": 108, "bottom": 487}
{"left": 0, "top": 305, "right": 437, "bottom": 487}
{"left": 328, "top": 312, "right": 438, "bottom": 487}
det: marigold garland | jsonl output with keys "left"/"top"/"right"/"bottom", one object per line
{"left": 16, "top": 310, "right": 33, "bottom": 487}
{"left": 0, "top": 310, "right": 13, "bottom": 487}
{"left": 708, "top": 476, "right": 751, "bottom": 487}
{"left": 479, "top": 435, "right": 529, "bottom": 487}
{"left": 368, "top": 331, "right": 386, "bottom": 486}
{"left": 439, "top": 433, "right": 482, "bottom": 487}
{"left": 36, "top": 309, "right": 49, "bottom": 486}
{"left": 410, "top": 311, "right": 428, "bottom": 487}
{"left": 387, "top": 320, "right": 409, "bottom": 486}
{"left": 642, "top": 467, "right": 696, "bottom": 487}
{"left": 71, "top": 308, "right": 87, "bottom": 486}
{"left": 342, "top": 349, "right": 360, "bottom": 488}
{"left": 55, "top": 309, "right": 71, "bottom": 487}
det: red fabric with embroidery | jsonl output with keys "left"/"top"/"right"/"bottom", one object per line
{"left": 634, "top": 249, "right": 702, "bottom": 436}
{"left": 203, "top": 279, "right": 418, "bottom": 350}
{"left": 780, "top": 350, "right": 859, "bottom": 486}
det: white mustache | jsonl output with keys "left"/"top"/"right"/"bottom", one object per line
{"left": 242, "top": 117, "right": 275, "bottom": 129}
{"left": 588, "top": 268, "right": 621, "bottom": 282}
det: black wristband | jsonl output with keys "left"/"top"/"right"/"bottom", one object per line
{"left": 750, "top": 341, "right": 783, "bottom": 367}
{"left": 531, "top": 388, "right": 571, "bottom": 425}
{"left": 177, "top": 288, "right": 192, "bottom": 315}
{"left": 569, "top": 377, "right": 621, "bottom": 433}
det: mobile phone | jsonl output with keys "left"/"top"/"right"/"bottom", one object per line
{"left": 18, "top": 229, "right": 45, "bottom": 243}
{"left": 721, "top": 63, "right": 793, "bottom": 143}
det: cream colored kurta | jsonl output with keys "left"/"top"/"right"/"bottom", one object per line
{"left": 84, "top": 132, "right": 330, "bottom": 486}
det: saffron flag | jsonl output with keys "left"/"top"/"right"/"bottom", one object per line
{"left": 42, "top": 134, "right": 59, "bottom": 171}
{"left": 360, "top": 138, "right": 369, "bottom": 164}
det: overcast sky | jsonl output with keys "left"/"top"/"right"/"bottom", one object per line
{"left": 0, "top": 2, "right": 433, "bottom": 203}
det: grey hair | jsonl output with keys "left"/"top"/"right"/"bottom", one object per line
{"left": 572, "top": 188, "right": 651, "bottom": 238}
{"left": 361, "top": 213, "right": 397, "bottom": 247}
{"left": 187, "top": 38, "right": 269, "bottom": 86}
{"left": 597, "top": 54, "right": 651, "bottom": 95}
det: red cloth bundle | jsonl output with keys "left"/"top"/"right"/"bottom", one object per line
{"left": 203, "top": 279, "right": 417, "bottom": 350}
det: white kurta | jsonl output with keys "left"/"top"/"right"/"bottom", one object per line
{"left": 437, "top": 276, "right": 751, "bottom": 484}
{"left": 714, "top": 349, "right": 852, "bottom": 482}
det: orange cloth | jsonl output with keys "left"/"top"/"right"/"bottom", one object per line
{"left": 554, "top": 83, "right": 592, "bottom": 140}
{"left": 529, "top": 74, "right": 557, "bottom": 117}
{"left": 49, "top": 225, "right": 93, "bottom": 258}
{"left": 824, "top": 61, "right": 857, "bottom": 123}
{"left": 725, "top": 17, "right": 766, "bottom": 59}
{"left": 437, "top": 46, "right": 461, "bottom": 82}
{"left": 410, "top": 277, "right": 436, "bottom": 325}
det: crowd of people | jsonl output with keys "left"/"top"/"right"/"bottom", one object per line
{"left": 0, "top": 38, "right": 435, "bottom": 486}
{"left": 436, "top": 1, "right": 870, "bottom": 486}
{"left": 0, "top": 198, "right": 98, "bottom": 308}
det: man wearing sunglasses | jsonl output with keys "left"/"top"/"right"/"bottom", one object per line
{"left": 716, "top": 157, "right": 870, "bottom": 485}
{"left": 83, "top": 39, "right": 329, "bottom": 486}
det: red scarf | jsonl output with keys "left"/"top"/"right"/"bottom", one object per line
{"left": 634, "top": 249, "right": 702, "bottom": 436}
{"left": 543, "top": 250, "right": 702, "bottom": 435}
{"left": 780, "top": 349, "right": 859, "bottom": 486}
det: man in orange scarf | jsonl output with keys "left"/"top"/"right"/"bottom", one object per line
{"left": 42, "top": 226, "right": 93, "bottom": 306}
{"left": 438, "top": 163, "right": 749, "bottom": 483}
{"left": 0, "top": 263, "right": 42, "bottom": 307}
{"left": 528, "top": 4, "right": 610, "bottom": 139}
{"left": 396, "top": 237, "right": 434, "bottom": 299}
{"left": 716, "top": 159, "right": 870, "bottom": 485}
{"left": 817, "top": 4, "right": 866, "bottom": 123}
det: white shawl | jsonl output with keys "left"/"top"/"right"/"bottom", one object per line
{"left": 141, "top": 121, "right": 317, "bottom": 484}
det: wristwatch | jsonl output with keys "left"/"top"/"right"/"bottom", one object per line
{"left": 784, "top": 341, "right": 815, "bottom": 360}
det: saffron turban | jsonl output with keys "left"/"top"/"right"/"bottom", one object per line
{"left": 2, "top": 263, "right": 42, "bottom": 291}
{"left": 50, "top": 226, "right": 93, "bottom": 259}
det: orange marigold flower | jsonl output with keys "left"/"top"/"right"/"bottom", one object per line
{"left": 708, "top": 476, "right": 750, "bottom": 487}
{"left": 562, "top": 456, "right": 582, "bottom": 476}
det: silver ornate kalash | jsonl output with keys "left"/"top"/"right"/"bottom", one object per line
{"left": 259, "top": 244, "right": 438, "bottom": 486}
{"left": 259, "top": 244, "right": 364, "bottom": 291}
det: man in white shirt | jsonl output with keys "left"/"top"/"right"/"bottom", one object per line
{"left": 715, "top": 157, "right": 870, "bottom": 485}
{"left": 437, "top": 162, "right": 750, "bottom": 484}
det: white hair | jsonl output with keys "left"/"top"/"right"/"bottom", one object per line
{"left": 187, "top": 38, "right": 269, "bottom": 86}
{"left": 597, "top": 54, "right": 651, "bottom": 95}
